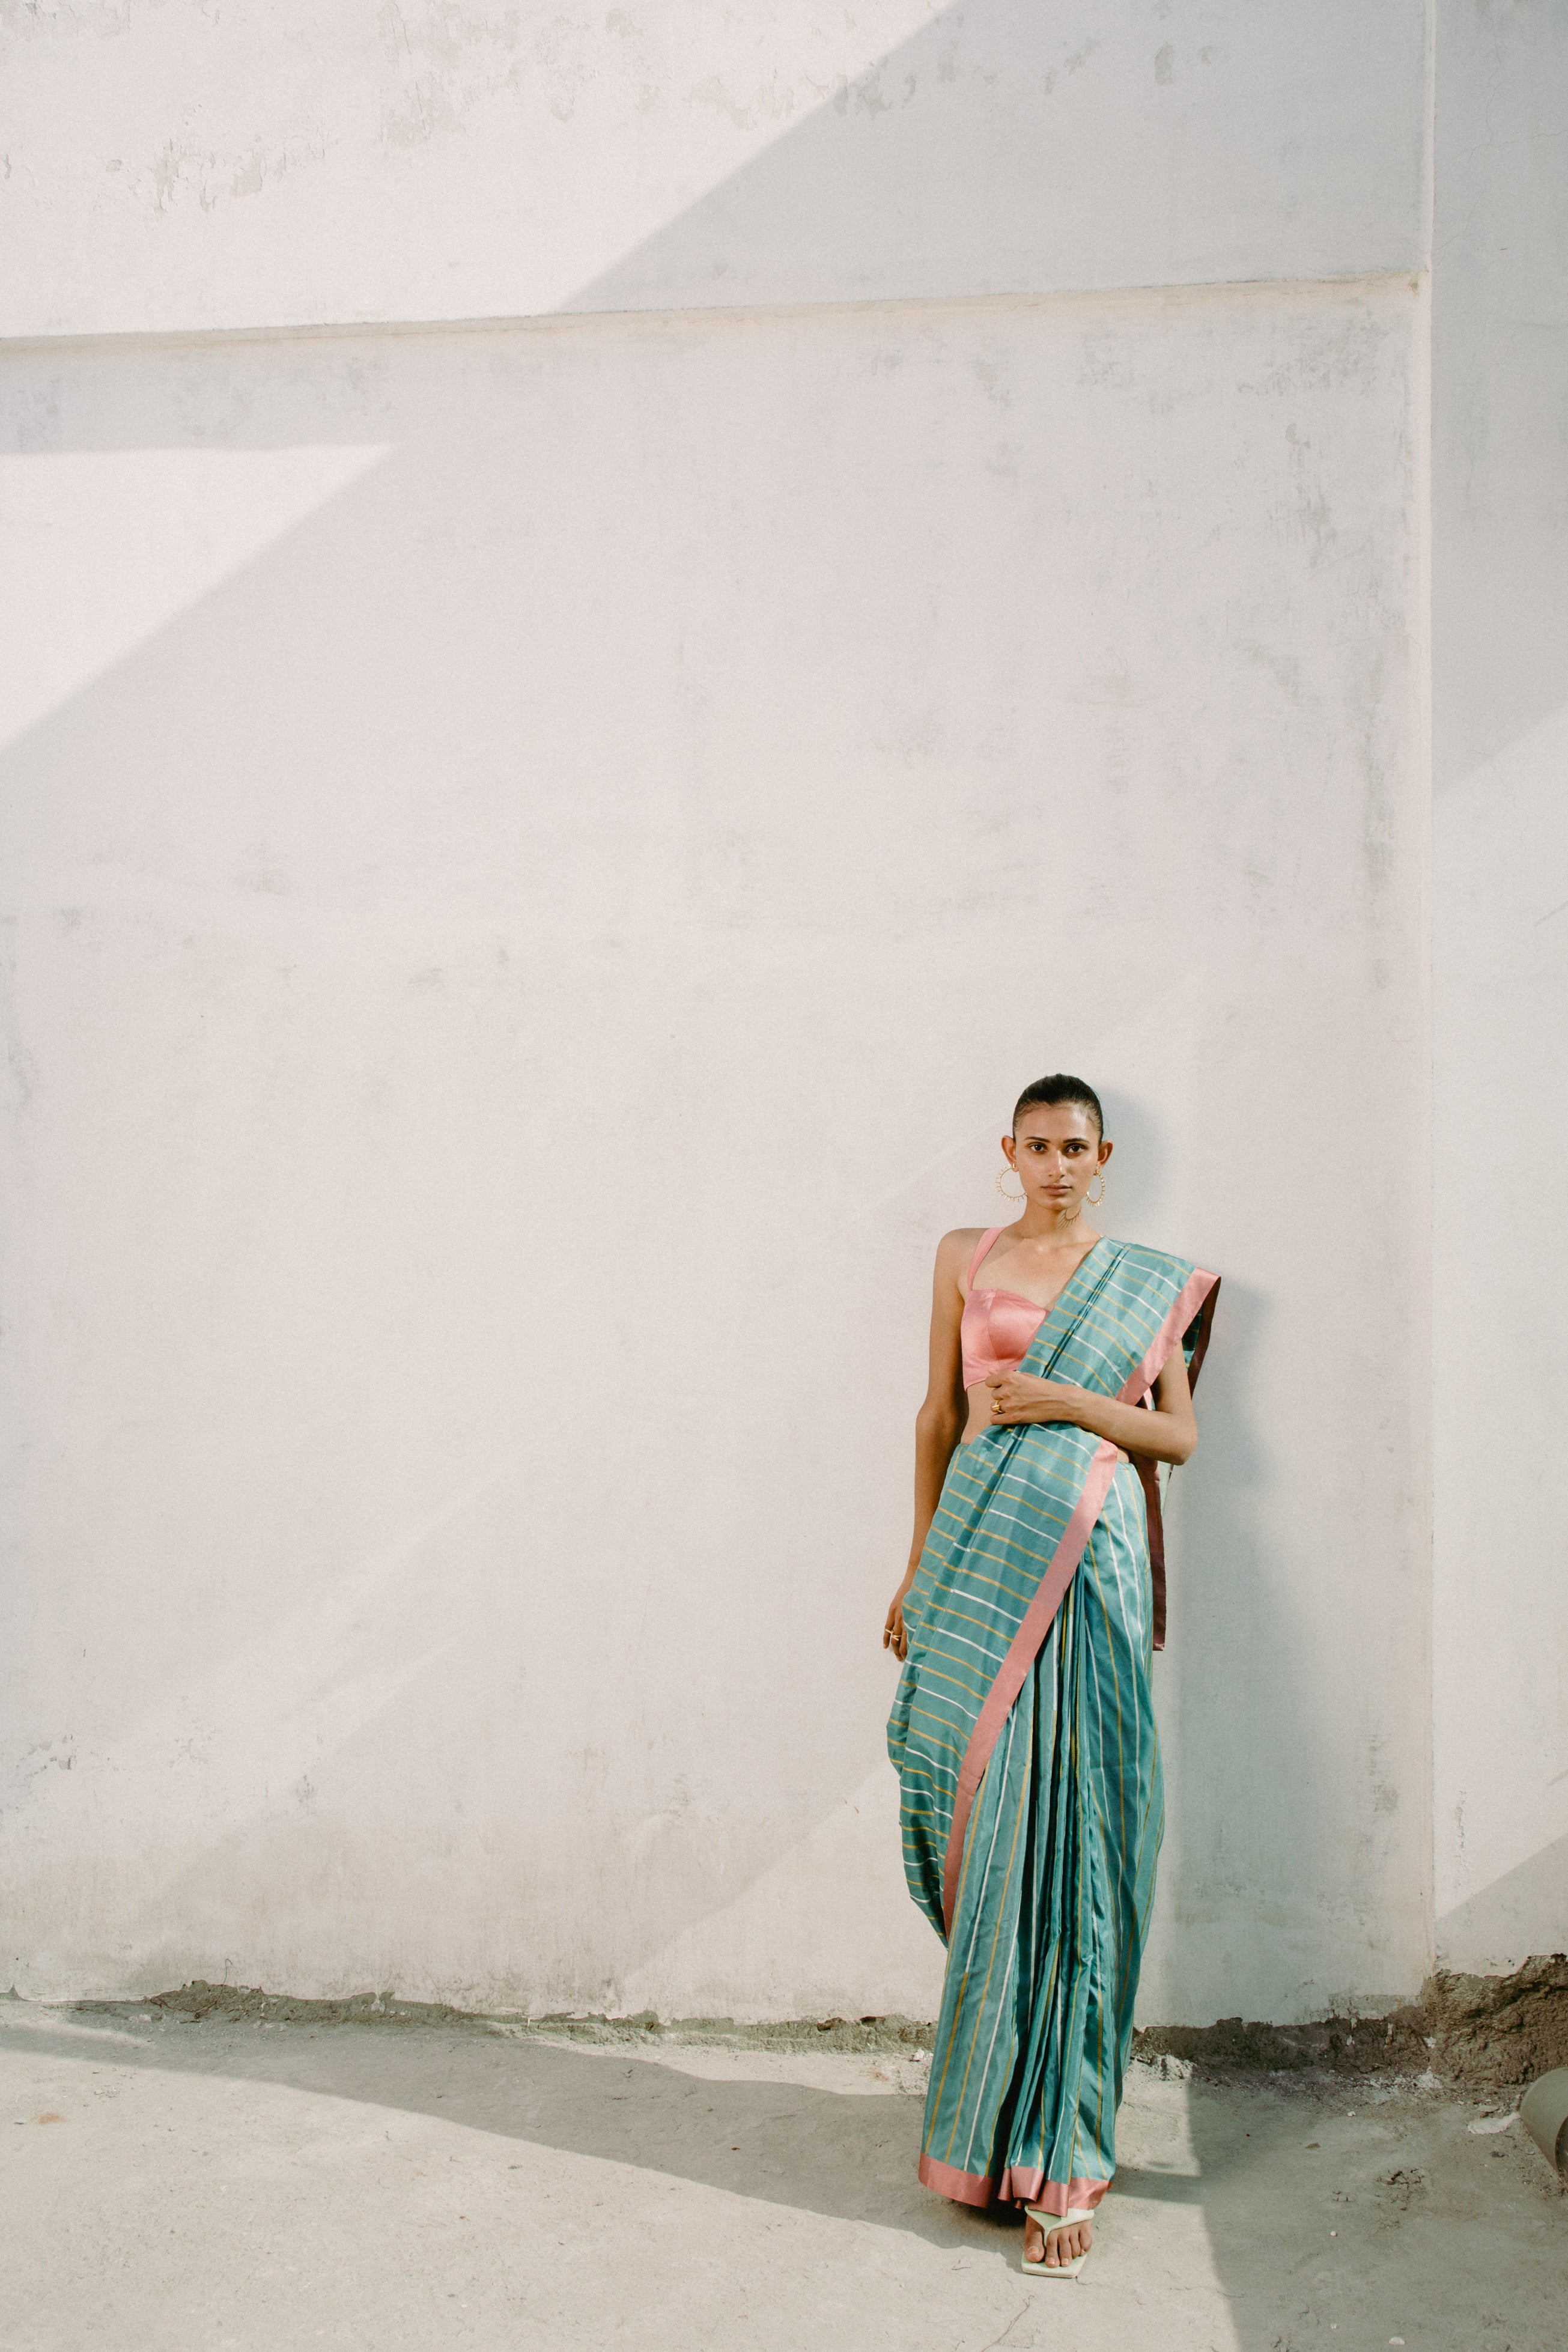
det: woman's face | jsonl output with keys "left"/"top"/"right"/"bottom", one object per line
{"left": 1002, "top": 1104, "right": 1111, "bottom": 1214}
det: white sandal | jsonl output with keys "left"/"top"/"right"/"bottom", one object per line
{"left": 1021, "top": 2204, "right": 1094, "bottom": 2278}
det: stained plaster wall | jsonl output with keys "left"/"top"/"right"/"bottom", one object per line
{"left": 1, "top": 4, "right": 1448, "bottom": 2025}
{"left": 1431, "top": 0, "right": 1568, "bottom": 1977}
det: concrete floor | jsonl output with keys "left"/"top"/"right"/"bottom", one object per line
{"left": 2, "top": 2004, "right": 1564, "bottom": 2351}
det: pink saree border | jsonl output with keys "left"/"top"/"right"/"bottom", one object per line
{"left": 1128, "top": 1270, "right": 1220, "bottom": 1650}
{"left": 938, "top": 1266, "right": 1219, "bottom": 1934}
{"left": 1122, "top": 1268, "right": 1218, "bottom": 1413}
{"left": 918, "top": 2151, "right": 1110, "bottom": 2214}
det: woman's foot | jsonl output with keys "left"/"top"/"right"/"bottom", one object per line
{"left": 1023, "top": 2211, "right": 1093, "bottom": 2269}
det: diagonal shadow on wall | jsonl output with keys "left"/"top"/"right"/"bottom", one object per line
{"left": 558, "top": 0, "right": 1426, "bottom": 320}
{"left": 2, "top": 293, "right": 1315, "bottom": 2022}
{"left": 1435, "top": 1832, "right": 1568, "bottom": 1977}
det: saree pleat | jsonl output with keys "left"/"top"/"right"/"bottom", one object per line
{"left": 889, "top": 1239, "right": 1215, "bottom": 2212}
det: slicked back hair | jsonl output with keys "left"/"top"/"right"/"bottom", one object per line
{"left": 1011, "top": 1073, "right": 1104, "bottom": 1138}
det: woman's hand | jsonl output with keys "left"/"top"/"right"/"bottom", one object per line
{"left": 986, "top": 1358, "right": 1194, "bottom": 1465}
{"left": 884, "top": 1569, "right": 917, "bottom": 1661}
{"left": 984, "top": 1370, "right": 1092, "bottom": 1427}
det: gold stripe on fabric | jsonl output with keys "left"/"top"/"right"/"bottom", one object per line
{"left": 932, "top": 1600, "right": 1021, "bottom": 1638}
{"left": 941, "top": 1771, "right": 1027, "bottom": 2167}
{"left": 928, "top": 1972, "right": 969, "bottom": 2137}
{"left": 1088, "top": 1537, "right": 1129, "bottom": 1867}
{"left": 906, "top": 1711, "right": 966, "bottom": 1757}
{"left": 922, "top": 1557, "right": 1036, "bottom": 1602}
{"left": 928, "top": 1757, "right": 1006, "bottom": 2141}
{"left": 1033, "top": 1937, "right": 1063, "bottom": 2154}
{"left": 917, "top": 1662, "right": 994, "bottom": 1703}
{"left": 938, "top": 1536, "right": 1057, "bottom": 1584}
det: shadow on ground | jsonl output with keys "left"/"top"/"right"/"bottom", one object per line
{"left": 9, "top": 1995, "right": 1248, "bottom": 2247}
{"left": 12, "top": 2007, "right": 983, "bottom": 2245}
{"left": 5, "top": 1996, "right": 1567, "bottom": 2352}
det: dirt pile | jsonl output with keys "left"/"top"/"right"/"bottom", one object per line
{"left": 1132, "top": 1955, "right": 1568, "bottom": 2087}
{"left": 1424, "top": 1954, "right": 1568, "bottom": 2089}
{"left": 76, "top": 1957, "right": 1568, "bottom": 2088}
{"left": 1132, "top": 2005, "right": 1432, "bottom": 2077}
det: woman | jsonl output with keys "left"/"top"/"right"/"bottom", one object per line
{"left": 884, "top": 1074, "right": 1218, "bottom": 2279}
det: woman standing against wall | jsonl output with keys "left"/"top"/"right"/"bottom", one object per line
{"left": 884, "top": 1074, "right": 1217, "bottom": 2278}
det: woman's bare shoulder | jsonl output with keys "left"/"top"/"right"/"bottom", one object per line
{"left": 934, "top": 1226, "right": 986, "bottom": 1274}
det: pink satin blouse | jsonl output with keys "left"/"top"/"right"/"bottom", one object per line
{"left": 959, "top": 1226, "right": 1052, "bottom": 1390}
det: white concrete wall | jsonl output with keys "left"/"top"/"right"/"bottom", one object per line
{"left": 1, "top": 4, "right": 1442, "bottom": 2023}
{"left": 1431, "top": 0, "right": 1568, "bottom": 1976}
{"left": 1, "top": 1, "right": 1427, "bottom": 335}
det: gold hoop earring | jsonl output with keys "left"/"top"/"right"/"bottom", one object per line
{"left": 1085, "top": 1168, "right": 1107, "bottom": 1208}
{"left": 995, "top": 1166, "right": 1025, "bottom": 1203}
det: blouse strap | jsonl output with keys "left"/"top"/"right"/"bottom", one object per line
{"left": 966, "top": 1226, "right": 1004, "bottom": 1290}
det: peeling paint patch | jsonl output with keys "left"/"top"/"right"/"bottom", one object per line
{"left": 382, "top": 71, "right": 460, "bottom": 147}
{"left": 17, "top": 1739, "right": 76, "bottom": 1784}
{"left": 128, "top": 129, "right": 329, "bottom": 216}
{"left": 687, "top": 76, "right": 800, "bottom": 134}
{"left": 970, "top": 354, "right": 1010, "bottom": 410}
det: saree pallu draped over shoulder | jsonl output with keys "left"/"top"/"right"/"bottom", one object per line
{"left": 887, "top": 1238, "right": 1218, "bottom": 2213}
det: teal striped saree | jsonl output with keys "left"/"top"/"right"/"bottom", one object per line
{"left": 887, "top": 1238, "right": 1218, "bottom": 2213}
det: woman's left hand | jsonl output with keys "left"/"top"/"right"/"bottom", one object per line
{"left": 985, "top": 1371, "right": 1092, "bottom": 1427}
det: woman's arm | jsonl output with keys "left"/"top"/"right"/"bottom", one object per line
{"left": 884, "top": 1230, "right": 970, "bottom": 1661}
{"left": 985, "top": 1343, "right": 1197, "bottom": 1466}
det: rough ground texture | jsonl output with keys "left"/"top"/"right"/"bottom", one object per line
{"left": 112, "top": 1950, "right": 1568, "bottom": 2088}
{"left": 118, "top": 1980, "right": 935, "bottom": 2051}
{"left": 4, "top": 1993, "right": 1564, "bottom": 2352}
